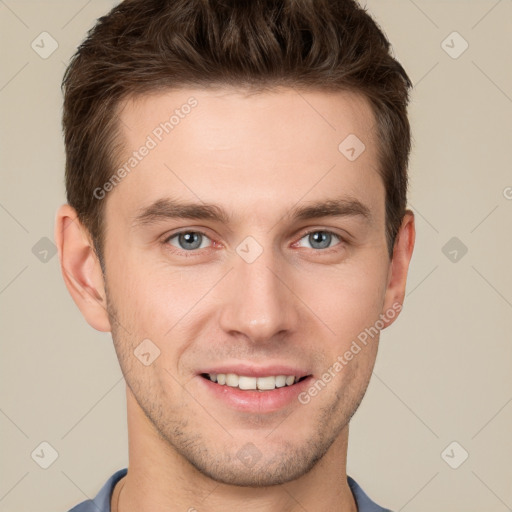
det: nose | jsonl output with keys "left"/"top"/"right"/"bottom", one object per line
{"left": 217, "top": 245, "right": 299, "bottom": 344}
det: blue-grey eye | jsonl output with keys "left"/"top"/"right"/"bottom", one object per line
{"left": 298, "top": 231, "right": 341, "bottom": 250}
{"left": 168, "top": 231, "right": 211, "bottom": 251}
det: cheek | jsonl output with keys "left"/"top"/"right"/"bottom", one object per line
{"left": 308, "top": 260, "right": 388, "bottom": 347}
{"left": 111, "top": 260, "right": 216, "bottom": 339}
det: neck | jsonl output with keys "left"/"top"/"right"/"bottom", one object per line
{"left": 118, "top": 386, "right": 357, "bottom": 512}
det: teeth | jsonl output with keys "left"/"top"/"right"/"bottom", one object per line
{"left": 285, "top": 375, "right": 295, "bottom": 386}
{"left": 259, "top": 375, "right": 280, "bottom": 390}
{"left": 275, "top": 375, "right": 287, "bottom": 388}
{"left": 207, "top": 373, "right": 298, "bottom": 390}
{"left": 238, "top": 376, "right": 257, "bottom": 390}
{"left": 226, "top": 373, "right": 238, "bottom": 387}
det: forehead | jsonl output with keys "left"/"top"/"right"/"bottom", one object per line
{"left": 118, "top": 86, "right": 376, "bottom": 152}
{"left": 107, "top": 86, "right": 383, "bottom": 228}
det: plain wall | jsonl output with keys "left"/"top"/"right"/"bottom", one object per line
{"left": 1, "top": 1, "right": 511, "bottom": 510}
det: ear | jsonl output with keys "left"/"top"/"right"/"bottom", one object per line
{"left": 54, "top": 204, "right": 112, "bottom": 332}
{"left": 380, "top": 209, "right": 416, "bottom": 328}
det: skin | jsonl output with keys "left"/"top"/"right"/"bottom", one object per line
{"left": 55, "top": 86, "right": 415, "bottom": 512}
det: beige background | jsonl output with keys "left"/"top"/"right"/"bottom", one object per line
{"left": 1, "top": 1, "right": 511, "bottom": 511}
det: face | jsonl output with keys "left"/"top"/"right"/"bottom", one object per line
{"left": 99, "top": 87, "right": 400, "bottom": 486}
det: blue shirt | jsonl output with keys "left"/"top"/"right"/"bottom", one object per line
{"left": 68, "top": 468, "right": 393, "bottom": 511}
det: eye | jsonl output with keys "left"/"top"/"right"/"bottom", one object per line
{"left": 296, "top": 230, "right": 343, "bottom": 250}
{"left": 165, "top": 231, "right": 212, "bottom": 251}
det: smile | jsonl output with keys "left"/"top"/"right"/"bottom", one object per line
{"left": 201, "top": 373, "right": 309, "bottom": 391}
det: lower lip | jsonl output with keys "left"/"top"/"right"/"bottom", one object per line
{"left": 197, "top": 375, "right": 313, "bottom": 413}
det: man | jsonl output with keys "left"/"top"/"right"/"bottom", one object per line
{"left": 56, "top": 0, "right": 415, "bottom": 510}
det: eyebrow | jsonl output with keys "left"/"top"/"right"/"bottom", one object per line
{"left": 131, "top": 196, "right": 373, "bottom": 229}
{"left": 286, "top": 197, "right": 372, "bottom": 224}
{"left": 131, "top": 198, "right": 231, "bottom": 228}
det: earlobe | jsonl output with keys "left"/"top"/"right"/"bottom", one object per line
{"left": 54, "top": 204, "right": 112, "bottom": 332}
{"left": 380, "top": 210, "right": 416, "bottom": 329}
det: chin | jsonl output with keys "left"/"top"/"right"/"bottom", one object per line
{"left": 180, "top": 438, "right": 328, "bottom": 488}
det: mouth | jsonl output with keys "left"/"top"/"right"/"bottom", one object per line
{"left": 197, "top": 368, "right": 314, "bottom": 413}
{"left": 200, "top": 373, "right": 311, "bottom": 392}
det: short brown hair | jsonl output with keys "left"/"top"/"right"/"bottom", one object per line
{"left": 62, "top": 0, "right": 413, "bottom": 265}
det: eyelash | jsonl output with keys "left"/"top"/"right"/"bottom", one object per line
{"left": 162, "top": 229, "right": 347, "bottom": 257}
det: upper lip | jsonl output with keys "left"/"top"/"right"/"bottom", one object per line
{"left": 199, "top": 364, "right": 311, "bottom": 379}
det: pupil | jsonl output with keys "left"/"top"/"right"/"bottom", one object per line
{"left": 310, "top": 231, "right": 330, "bottom": 249}
{"left": 180, "top": 232, "right": 201, "bottom": 250}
